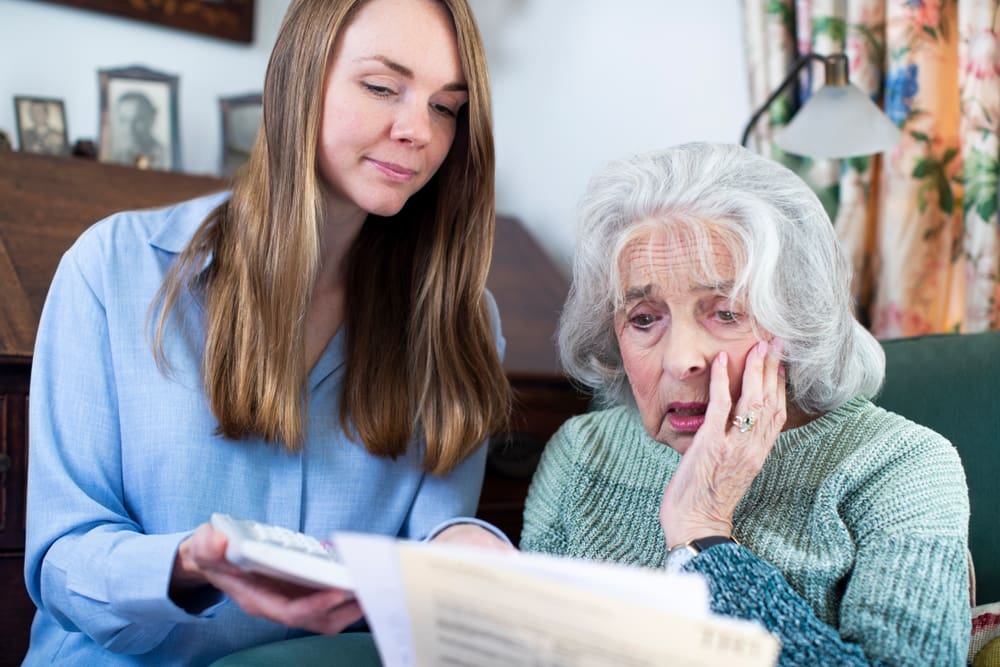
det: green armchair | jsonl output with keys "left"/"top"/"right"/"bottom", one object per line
{"left": 873, "top": 330, "right": 1000, "bottom": 605}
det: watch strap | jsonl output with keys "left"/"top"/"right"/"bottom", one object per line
{"left": 687, "top": 535, "right": 738, "bottom": 553}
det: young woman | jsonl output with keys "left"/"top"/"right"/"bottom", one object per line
{"left": 23, "top": 0, "right": 511, "bottom": 664}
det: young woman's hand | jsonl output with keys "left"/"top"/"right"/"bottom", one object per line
{"left": 172, "top": 523, "right": 362, "bottom": 634}
{"left": 659, "top": 339, "right": 787, "bottom": 549}
{"left": 430, "top": 523, "right": 516, "bottom": 552}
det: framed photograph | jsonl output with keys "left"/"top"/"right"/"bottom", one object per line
{"left": 14, "top": 96, "right": 70, "bottom": 156}
{"left": 98, "top": 66, "right": 180, "bottom": 171}
{"left": 219, "top": 93, "right": 262, "bottom": 177}
{"left": 33, "top": 0, "right": 254, "bottom": 43}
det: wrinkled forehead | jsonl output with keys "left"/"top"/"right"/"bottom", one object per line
{"left": 613, "top": 218, "right": 745, "bottom": 302}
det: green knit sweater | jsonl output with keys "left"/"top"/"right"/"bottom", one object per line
{"left": 521, "top": 397, "right": 971, "bottom": 666}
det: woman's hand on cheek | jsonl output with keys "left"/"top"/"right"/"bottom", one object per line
{"left": 659, "top": 340, "right": 787, "bottom": 548}
{"left": 173, "top": 523, "right": 362, "bottom": 634}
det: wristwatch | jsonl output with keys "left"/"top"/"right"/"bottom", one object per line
{"left": 665, "top": 536, "right": 737, "bottom": 574}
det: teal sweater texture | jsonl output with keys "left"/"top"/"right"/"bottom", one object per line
{"left": 521, "top": 397, "right": 971, "bottom": 665}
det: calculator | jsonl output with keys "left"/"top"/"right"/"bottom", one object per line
{"left": 210, "top": 513, "right": 354, "bottom": 590}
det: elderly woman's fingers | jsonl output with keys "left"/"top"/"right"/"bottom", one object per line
{"left": 762, "top": 339, "right": 782, "bottom": 397}
{"left": 776, "top": 362, "right": 787, "bottom": 422}
{"left": 703, "top": 350, "right": 733, "bottom": 433}
{"left": 729, "top": 340, "right": 767, "bottom": 434}
{"left": 763, "top": 339, "right": 787, "bottom": 432}
{"left": 744, "top": 339, "right": 769, "bottom": 403}
{"left": 660, "top": 341, "right": 791, "bottom": 547}
{"left": 754, "top": 338, "right": 785, "bottom": 437}
{"left": 732, "top": 339, "right": 788, "bottom": 439}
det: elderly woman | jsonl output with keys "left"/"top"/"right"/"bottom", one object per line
{"left": 522, "top": 142, "right": 970, "bottom": 665}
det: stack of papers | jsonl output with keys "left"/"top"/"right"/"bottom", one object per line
{"left": 335, "top": 533, "right": 781, "bottom": 667}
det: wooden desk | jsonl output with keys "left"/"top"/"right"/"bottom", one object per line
{"left": 0, "top": 151, "right": 588, "bottom": 664}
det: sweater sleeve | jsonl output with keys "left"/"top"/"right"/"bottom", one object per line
{"left": 687, "top": 427, "right": 971, "bottom": 667}
{"left": 520, "top": 418, "right": 578, "bottom": 553}
{"left": 687, "top": 544, "right": 880, "bottom": 666}
{"left": 25, "top": 239, "right": 219, "bottom": 656}
{"left": 835, "top": 427, "right": 971, "bottom": 665}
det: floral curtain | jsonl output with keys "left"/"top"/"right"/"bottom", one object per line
{"left": 742, "top": 0, "right": 1000, "bottom": 338}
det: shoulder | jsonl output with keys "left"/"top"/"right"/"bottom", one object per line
{"left": 790, "top": 397, "right": 959, "bottom": 466}
{"left": 51, "top": 192, "right": 229, "bottom": 305}
{"left": 824, "top": 399, "right": 968, "bottom": 533}
{"left": 781, "top": 398, "right": 967, "bottom": 510}
{"left": 67, "top": 191, "right": 230, "bottom": 268}
{"left": 834, "top": 398, "right": 963, "bottom": 475}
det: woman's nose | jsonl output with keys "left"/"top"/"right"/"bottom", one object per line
{"left": 390, "top": 101, "right": 432, "bottom": 147}
{"left": 661, "top": 323, "right": 711, "bottom": 380}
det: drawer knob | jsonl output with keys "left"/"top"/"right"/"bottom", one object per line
{"left": 0, "top": 452, "right": 10, "bottom": 473}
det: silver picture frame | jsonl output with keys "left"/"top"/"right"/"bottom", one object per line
{"left": 98, "top": 65, "right": 180, "bottom": 171}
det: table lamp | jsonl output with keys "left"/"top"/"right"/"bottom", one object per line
{"left": 741, "top": 53, "right": 902, "bottom": 159}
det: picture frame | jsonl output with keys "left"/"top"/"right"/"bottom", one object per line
{"left": 98, "top": 66, "right": 180, "bottom": 171}
{"left": 219, "top": 93, "right": 262, "bottom": 177}
{"left": 14, "top": 96, "right": 70, "bottom": 156}
{"left": 33, "top": 0, "right": 254, "bottom": 43}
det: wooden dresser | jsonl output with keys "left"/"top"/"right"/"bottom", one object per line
{"left": 0, "top": 151, "right": 588, "bottom": 664}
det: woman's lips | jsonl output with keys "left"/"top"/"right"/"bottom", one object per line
{"left": 368, "top": 158, "right": 416, "bottom": 182}
{"left": 667, "top": 402, "right": 708, "bottom": 432}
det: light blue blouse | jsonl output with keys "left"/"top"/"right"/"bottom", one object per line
{"left": 23, "top": 193, "right": 505, "bottom": 666}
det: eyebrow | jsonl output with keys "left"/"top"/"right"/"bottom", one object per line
{"left": 357, "top": 55, "right": 468, "bottom": 92}
{"left": 622, "top": 280, "right": 736, "bottom": 303}
{"left": 623, "top": 285, "right": 653, "bottom": 302}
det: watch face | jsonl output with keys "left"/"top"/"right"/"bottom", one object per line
{"left": 665, "top": 544, "right": 697, "bottom": 574}
{"left": 666, "top": 536, "right": 736, "bottom": 574}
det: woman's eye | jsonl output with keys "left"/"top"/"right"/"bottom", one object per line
{"left": 362, "top": 82, "right": 395, "bottom": 97}
{"left": 629, "top": 313, "right": 657, "bottom": 329}
{"left": 431, "top": 103, "right": 457, "bottom": 118}
{"left": 715, "top": 310, "right": 741, "bottom": 323}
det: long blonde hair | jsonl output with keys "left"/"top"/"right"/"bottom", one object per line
{"left": 153, "top": 0, "right": 510, "bottom": 475}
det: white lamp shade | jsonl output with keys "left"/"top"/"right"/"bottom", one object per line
{"left": 776, "top": 84, "right": 902, "bottom": 159}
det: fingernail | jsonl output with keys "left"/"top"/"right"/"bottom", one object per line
{"left": 718, "top": 350, "right": 728, "bottom": 365}
{"left": 757, "top": 340, "right": 768, "bottom": 357}
{"left": 779, "top": 364, "right": 786, "bottom": 377}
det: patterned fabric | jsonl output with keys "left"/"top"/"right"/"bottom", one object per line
{"left": 972, "top": 602, "right": 1000, "bottom": 663}
{"left": 742, "top": 0, "right": 1000, "bottom": 336}
{"left": 521, "top": 400, "right": 971, "bottom": 665}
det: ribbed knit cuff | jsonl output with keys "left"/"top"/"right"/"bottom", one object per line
{"left": 685, "top": 543, "right": 872, "bottom": 666}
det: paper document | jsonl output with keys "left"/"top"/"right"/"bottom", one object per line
{"left": 335, "top": 533, "right": 415, "bottom": 667}
{"left": 335, "top": 533, "right": 780, "bottom": 667}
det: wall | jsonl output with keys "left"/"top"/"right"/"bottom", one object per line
{"left": 0, "top": 0, "right": 750, "bottom": 273}
{"left": 479, "top": 0, "right": 750, "bottom": 272}
{"left": 0, "top": 0, "right": 289, "bottom": 175}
